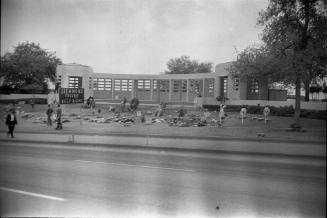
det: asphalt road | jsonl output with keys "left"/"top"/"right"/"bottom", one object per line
{"left": 0, "top": 141, "right": 325, "bottom": 217}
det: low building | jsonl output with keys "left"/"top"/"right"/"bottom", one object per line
{"left": 56, "top": 62, "right": 287, "bottom": 106}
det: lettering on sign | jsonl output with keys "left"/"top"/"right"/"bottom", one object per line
{"left": 59, "top": 88, "right": 84, "bottom": 104}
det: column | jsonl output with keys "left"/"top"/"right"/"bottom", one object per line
{"left": 214, "top": 76, "right": 220, "bottom": 98}
{"left": 169, "top": 79, "right": 173, "bottom": 102}
{"left": 186, "top": 79, "right": 190, "bottom": 102}
{"left": 150, "top": 79, "right": 153, "bottom": 101}
{"left": 131, "top": 79, "right": 135, "bottom": 98}
{"left": 201, "top": 79, "right": 204, "bottom": 97}
{"left": 111, "top": 79, "right": 114, "bottom": 99}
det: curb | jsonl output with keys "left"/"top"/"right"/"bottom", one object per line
{"left": 0, "top": 139, "right": 325, "bottom": 159}
{"left": 1, "top": 132, "right": 326, "bottom": 158}
{"left": 0, "top": 130, "right": 324, "bottom": 145}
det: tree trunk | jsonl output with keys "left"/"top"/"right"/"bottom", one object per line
{"left": 292, "top": 74, "right": 301, "bottom": 128}
{"left": 304, "top": 82, "right": 310, "bottom": 101}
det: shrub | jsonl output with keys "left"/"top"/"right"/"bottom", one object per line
{"left": 203, "top": 105, "right": 219, "bottom": 111}
{"left": 212, "top": 104, "right": 325, "bottom": 120}
{"left": 0, "top": 98, "right": 47, "bottom": 104}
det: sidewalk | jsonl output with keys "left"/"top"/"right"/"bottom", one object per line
{"left": 0, "top": 132, "right": 325, "bottom": 158}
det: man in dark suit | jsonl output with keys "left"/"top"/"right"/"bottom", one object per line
{"left": 6, "top": 109, "right": 17, "bottom": 138}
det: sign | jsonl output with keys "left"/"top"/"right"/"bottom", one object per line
{"left": 59, "top": 88, "right": 84, "bottom": 104}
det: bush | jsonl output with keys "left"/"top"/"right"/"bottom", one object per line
{"left": 0, "top": 85, "right": 14, "bottom": 94}
{"left": 203, "top": 105, "right": 219, "bottom": 111}
{"left": 215, "top": 104, "right": 325, "bottom": 120}
{"left": 0, "top": 98, "right": 47, "bottom": 104}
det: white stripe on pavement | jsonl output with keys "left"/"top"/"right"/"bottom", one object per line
{"left": 74, "top": 159, "right": 194, "bottom": 172}
{"left": 0, "top": 187, "right": 67, "bottom": 201}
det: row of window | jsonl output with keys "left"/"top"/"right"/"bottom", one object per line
{"left": 64, "top": 76, "right": 261, "bottom": 99}
{"left": 67, "top": 77, "right": 219, "bottom": 96}
{"left": 92, "top": 79, "right": 214, "bottom": 93}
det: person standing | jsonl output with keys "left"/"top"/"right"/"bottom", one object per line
{"left": 219, "top": 104, "right": 226, "bottom": 124}
{"left": 263, "top": 105, "right": 270, "bottom": 124}
{"left": 6, "top": 109, "right": 17, "bottom": 138}
{"left": 55, "top": 104, "right": 62, "bottom": 130}
{"left": 121, "top": 97, "right": 127, "bottom": 112}
{"left": 30, "top": 99, "right": 35, "bottom": 109}
{"left": 46, "top": 104, "right": 54, "bottom": 126}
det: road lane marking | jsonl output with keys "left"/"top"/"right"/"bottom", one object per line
{"left": 0, "top": 187, "right": 67, "bottom": 201}
{"left": 74, "top": 159, "right": 194, "bottom": 172}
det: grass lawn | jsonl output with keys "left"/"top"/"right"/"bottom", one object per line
{"left": 1, "top": 103, "right": 325, "bottom": 142}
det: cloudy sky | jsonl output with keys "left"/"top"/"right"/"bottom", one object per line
{"left": 1, "top": 0, "right": 268, "bottom": 74}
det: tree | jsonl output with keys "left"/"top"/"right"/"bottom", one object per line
{"left": 0, "top": 41, "right": 62, "bottom": 93}
{"left": 322, "top": 83, "right": 327, "bottom": 99}
{"left": 228, "top": 45, "right": 285, "bottom": 85}
{"left": 230, "top": 0, "right": 327, "bottom": 128}
{"left": 165, "top": 56, "right": 212, "bottom": 74}
{"left": 259, "top": 0, "right": 327, "bottom": 128}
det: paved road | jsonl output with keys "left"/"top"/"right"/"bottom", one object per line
{"left": 0, "top": 141, "right": 325, "bottom": 217}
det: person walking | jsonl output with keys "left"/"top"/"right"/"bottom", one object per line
{"left": 46, "top": 104, "right": 54, "bottom": 126}
{"left": 55, "top": 104, "right": 62, "bottom": 130}
{"left": 6, "top": 109, "right": 17, "bottom": 138}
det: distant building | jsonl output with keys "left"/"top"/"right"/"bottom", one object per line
{"left": 56, "top": 62, "right": 287, "bottom": 106}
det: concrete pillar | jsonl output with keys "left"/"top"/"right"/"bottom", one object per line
{"left": 201, "top": 79, "right": 204, "bottom": 97}
{"left": 186, "top": 79, "right": 190, "bottom": 102}
{"left": 203, "top": 79, "right": 208, "bottom": 97}
{"left": 169, "top": 79, "right": 173, "bottom": 102}
{"left": 214, "top": 76, "right": 220, "bottom": 98}
{"left": 150, "top": 79, "right": 153, "bottom": 101}
{"left": 131, "top": 79, "right": 135, "bottom": 98}
{"left": 111, "top": 79, "right": 114, "bottom": 99}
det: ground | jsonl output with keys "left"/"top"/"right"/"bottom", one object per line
{"left": 0, "top": 103, "right": 325, "bottom": 142}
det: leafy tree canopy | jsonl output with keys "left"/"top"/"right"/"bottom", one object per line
{"left": 165, "top": 56, "right": 212, "bottom": 74}
{"left": 228, "top": 0, "right": 327, "bottom": 127}
{"left": 0, "top": 41, "right": 62, "bottom": 91}
{"left": 260, "top": 0, "right": 326, "bottom": 79}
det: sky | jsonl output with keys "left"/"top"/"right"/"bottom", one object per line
{"left": 1, "top": 0, "right": 268, "bottom": 74}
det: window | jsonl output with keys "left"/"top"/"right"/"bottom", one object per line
{"left": 144, "top": 80, "right": 150, "bottom": 91}
{"left": 223, "top": 77, "right": 228, "bottom": 97}
{"left": 93, "top": 78, "right": 111, "bottom": 91}
{"left": 89, "top": 77, "right": 92, "bottom": 89}
{"left": 121, "top": 80, "right": 132, "bottom": 91}
{"left": 104, "top": 79, "right": 112, "bottom": 91}
{"left": 153, "top": 80, "right": 157, "bottom": 91}
{"left": 250, "top": 79, "right": 259, "bottom": 93}
{"left": 137, "top": 80, "right": 150, "bottom": 91}
{"left": 111, "top": 79, "right": 132, "bottom": 91}
{"left": 114, "top": 79, "right": 121, "bottom": 91}
{"left": 69, "top": 76, "right": 82, "bottom": 88}
{"left": 173, "top": 81, "right": 180, "bottom": 92}
{"left": 158, "top": 80, "right": 169, "bottom": 92}
{"left": 233, "top": 77, "right": 239, "bottom": 90}
{"left": 181, "top": 80, "right": 187, "bottom": 92}
{"left": 137, "top": 80, "right": 144, "bottom": 89}
{"left": 207, "top": 78, "right": 214, "bottom": 96}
